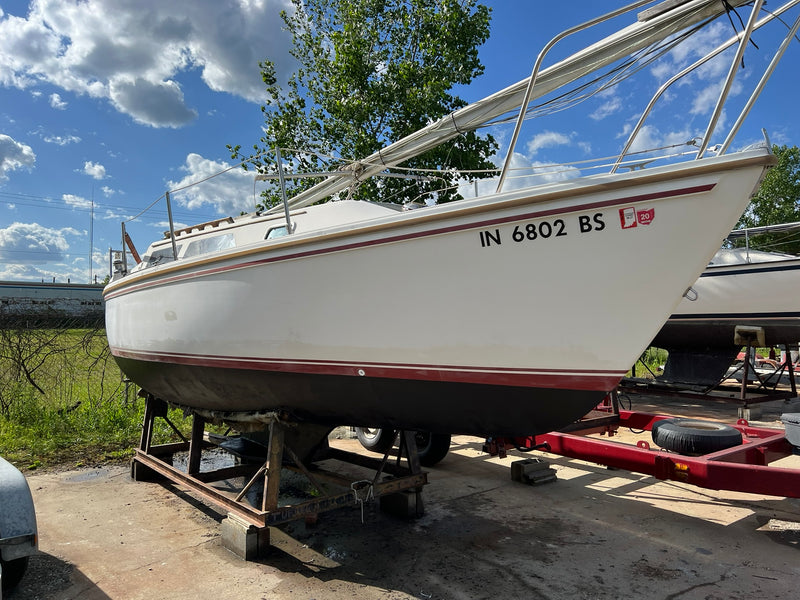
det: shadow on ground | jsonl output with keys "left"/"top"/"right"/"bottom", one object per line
{"left": 6, "top": 552, "right": 111, "bottom": 600}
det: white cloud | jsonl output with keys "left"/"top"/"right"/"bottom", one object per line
{"left": 0, "top": 221, "right": 81, "bottom": 264}
{"left": 101, "top": 185, "right": 115, "bottom": 196}
{"left": 43, "top": 133, "right": 81, "bottom": 145}
{"left": 458, "top": 152, "right": 579, "bottom": 198}
{"left": 503, "top": 153, "right": 579, "bottom": 190}
{"left": 648, "top": 21, "right": 745, "bottom": 121}
{"left": 0, "top": 133, "right": 36, "bottom": 181}
{"left": 625, "top": 125, "right": 662, "bottom": 155}
{"left": 0, "top": 0, "right": 295, "bottom": 127}
{"left": 621, "top": 124, "right": 697, "bottom": 159}
{"left": 49, "top": 92, "right": 67, "bottom": 109}
{"left": 590, "top": 91, "right": 622, "bottom": 121}
{"left": 167, "top": 153, "right": 260, "bottom": 215}
{"left": 109, "top": 77, "right": 197, "bottom": 128}
{"left": 152, "top": 219, "right": 189, "bottom": 231}
{"left": 83, "top": 160, "right": 106, "bottom": 179}
{"left": 63, "top": 193, "right": 93, "bottom": 209}
{"left": 526, "top": 131, "right": 572, "bottom": 156}
{"left": 523, "top": 130, "right": 593, "bottom": 161}
{"left": 650, "top": 23, "right": 728, "bottom": 81}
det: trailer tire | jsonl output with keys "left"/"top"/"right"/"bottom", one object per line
{"left": 356, "top": 428, "right": 451, "bottom": 466}
{"left": 356, "top": 427, "right": 396, "bottom": 454}
{"left": 414, "top": 432, "right": 451, "bottom": 467}
{"left": 1, "top": 556, "right": 30, "bottom": 592}
{"left": 651, "top": 418, "right": 742, "bottom": 456}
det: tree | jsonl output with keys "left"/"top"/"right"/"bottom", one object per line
{"left": 228, "top": 0, "right": 498, "bottom": 209}
{"left": 734, "top": 144, "right": 800, "bottom": 254}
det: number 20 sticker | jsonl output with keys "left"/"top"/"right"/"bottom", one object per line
{"left": 619, "top": 207, "right": 655, "bottom": 228}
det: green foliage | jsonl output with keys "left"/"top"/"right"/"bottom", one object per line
{"left": 228, "top": 0, "right": 498, "bottom": 209}
{"left": 0, "top": 327, "right": 118, "bottom": 416}
{"left": 0, "top": 393, "right": 194, "bottom": 470}
{"left": 0, "top": 326, "right": 197, "bottom": 470}
{"left": 630, "top": 347, "right": 668, "bottom": 378}
{"left": 734, "top": 144, "right": 800, "bottom": 254}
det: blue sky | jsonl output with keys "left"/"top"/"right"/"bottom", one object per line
{"left": 1, "top": 0, "right": 799, "bottom": 283}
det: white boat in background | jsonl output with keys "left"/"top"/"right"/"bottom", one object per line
{"left": 104, "top": 0, "right": 799, "bottom": 436}
{"left": 652, "top": 225, "right": 800, "bottom": 385}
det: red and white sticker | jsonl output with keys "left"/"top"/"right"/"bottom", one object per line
{"left": 619, "top": 207, "right": 655, "bottom": 228}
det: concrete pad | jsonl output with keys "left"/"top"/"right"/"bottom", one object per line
{"left": 7, "top": 396, "right": 800, "bottom": 599}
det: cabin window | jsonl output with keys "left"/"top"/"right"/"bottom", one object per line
{"left": 265, "top": 225, "right": 288, "bottom": 240}
{"left": 183, "top": 233, "right": 235, "bottom": 259}
{"left": 144, "top": 245, "right": 182, "bottom": 267}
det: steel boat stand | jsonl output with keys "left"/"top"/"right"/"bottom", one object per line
{"left": 131, "top": 394, "right": 427, "bottom": 560}
{"left": 622, "top": 340, "right": 799, "bottom": 420}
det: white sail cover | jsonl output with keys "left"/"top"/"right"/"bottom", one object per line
{"left": 275, "top": 0, "right": 752, "bottom": 211}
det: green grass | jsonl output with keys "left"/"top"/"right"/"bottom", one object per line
{"left": 0, "top": 392, "right": 195, "bottom": 470}
{"left": 0, "top": 327, "right": 196, "bottom": 471}
{"left": 629, "top": 347, "right": 668, "bottom": 378}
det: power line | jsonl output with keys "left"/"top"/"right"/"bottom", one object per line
{"left": 0, "top": 192, "right": 219, "bottom": 223}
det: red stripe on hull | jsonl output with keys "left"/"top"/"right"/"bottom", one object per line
{"left": 111, "top": 347, "right": 624, "bottom": 392}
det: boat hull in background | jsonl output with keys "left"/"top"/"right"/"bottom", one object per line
{"left": 652, "top": 252, "right": 800, "bottom": 385}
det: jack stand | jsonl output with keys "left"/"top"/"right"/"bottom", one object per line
{"left": 131, "top": 394, "right": 428, "bottom": 560}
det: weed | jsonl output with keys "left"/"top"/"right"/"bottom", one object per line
{"left": 0, "top": 325, "right": 196, "bottom": 470}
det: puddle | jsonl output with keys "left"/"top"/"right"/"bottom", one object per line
{"left": 172, "top": 447, "right": 236, "bottom": 472}
{"left": 168, "top": 447, "right": 321, "bottom": 509}
{"left": 322, "top": 545, "right": 350, "bottom": 561}
{"left": 241, "top": 468, "right": 323, "bottom": 508}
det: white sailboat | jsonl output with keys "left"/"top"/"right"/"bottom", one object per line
{"left": 653, "top": 224, "right": 800, "bottom": 385}
{"left": 104, "top": 0, "right": 799, "bottom": 436}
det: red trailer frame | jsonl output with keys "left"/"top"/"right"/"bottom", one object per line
{"left": 486, "top": 408, "right": 800, "bottom": 498}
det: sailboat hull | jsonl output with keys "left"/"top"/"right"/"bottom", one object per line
{"left": 105, "top": 150, "right": 774, "bottom": 436}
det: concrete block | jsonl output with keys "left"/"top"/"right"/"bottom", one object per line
{"left": 510, "top": 458, "right": 557, "bottom": 485}
{"left": 221, "top": 513, "right": 270, "bottom": 560}
{"left": 380, "top": 489, "right": 424, "bottom": 518}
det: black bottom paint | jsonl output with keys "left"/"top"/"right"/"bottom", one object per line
{"left": 653, "top": 318, "right": 800, "bottom": 350}
{"left": 114, "top": 357, "right": 608, "bottom": 437}
{"left": 653, "top": 319, "right": 800, "bottom": 386}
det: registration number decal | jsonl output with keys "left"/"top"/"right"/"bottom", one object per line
{"left": 478, "top": 213, "right": 605, "bottom": 248}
